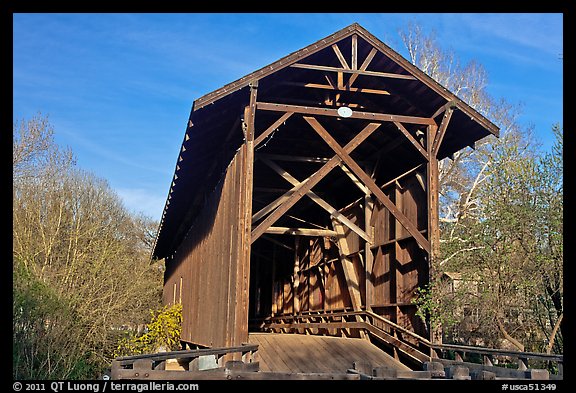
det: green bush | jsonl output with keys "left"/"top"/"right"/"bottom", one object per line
{"left": 115, "top": 303, "right": 183, "bottom": 357}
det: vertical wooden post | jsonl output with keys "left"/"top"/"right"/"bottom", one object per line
{"left": 293, "top": 236, "right": 300, "bottom": 315}
{"left": 364, "top": 193, "right": 374, "bottom": 312}
{"left": 229, "top": 81, "right": 258, "bottom": 359}
{"left": 271, "top": 244, "right": 277, "bottom": 316}
{"left": 394, "top": 181, "right": 403, "bottom": 327}
{"left": 427, "top": 124, "right": 441, "bottom": 345}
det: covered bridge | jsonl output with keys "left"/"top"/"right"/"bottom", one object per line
{"left": 151, "top": 23, "right": 499, "bottom": 368}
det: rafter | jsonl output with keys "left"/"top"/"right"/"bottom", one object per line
{"left": 303, "top": 116, "right": 431, "bottom": 253}
{"left": 393, "top": 121, "right": 429, "bottom": 160}
{"left": 254, "top": 112, "right": 294, "bottom": 147}
{"left": 250, "top": 122, "right": 382, "bottom": 244}
{"left": 432, "top": 106, "right": 454, "bottom": 155}
{"left": 348, "top": 47, "right": 377, "bottom": 87}
{"left": 291, "top": 63, "right": 417, "bottom": 80}
{"left": 331, "top": 44, "right": 350, "bottom": 70}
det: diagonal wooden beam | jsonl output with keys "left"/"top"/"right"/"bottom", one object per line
{"left": 332, "top": 44, "right": 350, "bottom": 70}
{"left": 338, "top": 163, "right": 370, "bottom": 195}
{"left": 332, "top": 219, "right": 363, "bottom": 311}
{"left": 254, "top": 112, "right": 294, "bottom": 147}
{"left": 348, "top": 47, "right": 378, "bottom": 87}
{"left": 261, "top": 157, "right": 370, "bottom": 242}
{"left": 251, "top": 122, "right": 382, "bottom": 244}
{"left": 265, "top": 227, "right": 337, "bottom": 237}
{"left": 431, "top": 100, "right": 456, "bottom": 120}
{"left": 304, "top": 116, "right": 431, "bottom": 253}
{"left": 432, "top": 107, "right": 454, "bottom": 155}
{"left": 393, "top": 121, "right": 429, "bottom": 160}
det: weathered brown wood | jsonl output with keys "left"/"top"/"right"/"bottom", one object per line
{"left": 251, "top": 122, "right": 382, "bottom": 243}
{"left": 257, "top": 102, "right": 435, "bottom": 125}
{"left": 293, "top": 237, "right": 301, "bottom": 315}
{"left": 348, "top": 47, "right": 378, "bottom": 87}
{"left": 427, "top": 123, "right": 441, "bottom": 341}
{"left": 431, "top": 100, "right": 456, "bottom": 119}
{"left": 254, "top": 111, "right": 294, "bottom": 147}
{"left": 364, "top": 194, "right": 374, "bottom": 312}
{"left": 229, "top": 83, "right": 258, "bottom": 355}
{"left": 265, "top": 227, "right": 337, "bottom": 237}
{"left": 351, "top": 34, "right": 358, "bottom": 70}
{"left": 332, "top": 220, "right": 363, "bottom": 312}
{"left": 370, "top": 229, "right": 428, "bottom": 249}
{"left": 339, "top": 163, "right": 370, "bottom": 195}
{"left": 163, "top": 146, "right": 251, "bottom": 348}
{"left": 332, "top": 44, "right": 350, "bottom": 69}
{"left": 291, "top": 63, "right": 417, "bottom": 80}
{"left": 393, "top": 121, "right": 429, "bottom": 160}
{"left": 432, "top": 106, "right": 454, "bottom": 155}
{"left": 260, "top": 157, "right": 370, "bottom": 242}
{"left": 381, "top": 164, "right": 424, "bottom": 189}
{"left": 283, "top": 81, "right": 391, "bottom": 95}
{"left": 304, "top": 116, "right": 431, "bottom": 253}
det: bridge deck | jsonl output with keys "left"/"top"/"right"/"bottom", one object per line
{"left": 248, "top": 332, "right": 411, "bottom": 374}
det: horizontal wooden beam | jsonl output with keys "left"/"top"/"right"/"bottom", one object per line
{"left": 304, "top": 116, "right": 431, "bottom": 253}
{"left": 283, "top": 81, "right": 390, "bottom": 95}
{"left": 257, "top": 101, "right": 435, "bottom": 126}
{"left": 265, "top": 227, "right": 337, "bottom": 237}
{"left": 291, "top": 63, "right": 417, "bottom": 80}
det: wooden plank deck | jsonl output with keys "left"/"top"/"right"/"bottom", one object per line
{"left": 248, "top": 332, "right": 411, "bottom": 374}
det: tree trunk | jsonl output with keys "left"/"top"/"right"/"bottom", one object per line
{"left": 496, "top": 317, "right": 524, "bottom": 352}
{"left": 546, "top": 313, "right": 563, "bottom": 354}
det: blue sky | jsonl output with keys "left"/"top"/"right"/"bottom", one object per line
{"left": 12, "top": 13, "right": 563, "bottom": 222}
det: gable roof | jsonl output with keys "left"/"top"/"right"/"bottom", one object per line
{"left": 152, "top": 23, "right": 499, "bottom": 260}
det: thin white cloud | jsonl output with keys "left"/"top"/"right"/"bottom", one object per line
{"left": 115, "top": 186, "right": 166, "bottom": 221}
{"left": 457, "top": 13, "right": 563, "bottom": 56}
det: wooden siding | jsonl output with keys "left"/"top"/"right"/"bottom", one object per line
{"left": 163, "top": 145, "right": 251, "bottom": 349}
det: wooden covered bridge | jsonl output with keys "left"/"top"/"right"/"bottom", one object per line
{"left": 112, "top": 24, "right": 561, "bottom": 380}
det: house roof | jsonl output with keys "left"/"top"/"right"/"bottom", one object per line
{"left": 152, "top": 23, "right": 499, "bottom": 260}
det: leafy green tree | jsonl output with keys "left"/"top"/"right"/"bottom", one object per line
{"left": 401, "top": 24, "right": 563, "bottom": 354}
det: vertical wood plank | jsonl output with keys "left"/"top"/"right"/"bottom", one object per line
{"left": 351, "top": 34, "right": 358, "bottom": 70}
{"left": 364, "top": 194, "right": 374, "bottom": 311}
{"left": 231, "top": 82, "right": 258, "bottom": 354}
{"left": 293, "top": 236, "right": 300, "bottom": 315}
